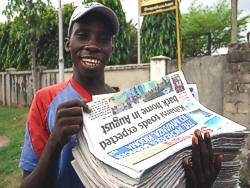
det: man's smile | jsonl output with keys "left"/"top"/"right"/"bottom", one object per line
{"left": 81, "top": 57, "right": 101, "bottom": 68}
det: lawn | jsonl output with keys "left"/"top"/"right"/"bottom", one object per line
{"left": 0, "top": 105, "right": 29, "bottom": 188}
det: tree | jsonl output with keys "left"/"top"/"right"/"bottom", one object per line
{"left": 127, "top": 21, "right": 138, "bottom": 64}
{"left": 181, "top": 0, "right": 250, "bottom": 57}
{"left": 0, "top": 18, "right": 31, "bottom": 71}
{"left": 62, "top": 3, "right": 75, "bottom": 68}
{"left": 0, "top": 23, "right": 8, "bottom": 71}
{"left": 0, "top": 2, "right": 70, "bottom": 69}
{"left": 140, "top": 8, "right": 178, "bottom": 63}
{"left": 0, "top": 0, "right": 137, "bottom": 73}
{"left": 3, "top": 0, "right": 54, "bottom": 92}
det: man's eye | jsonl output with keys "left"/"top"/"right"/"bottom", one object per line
{"left": 98, "top": 34, "right": 112, "bottom": 43}
{"left": 77, "top": 33, "right": 89, "bottom": 39}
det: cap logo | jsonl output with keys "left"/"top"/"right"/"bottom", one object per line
{"left": 84, "top": 2, "right": 102, "bottom": 8}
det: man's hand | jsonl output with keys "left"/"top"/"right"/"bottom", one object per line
{"left": 50, "top": 99, "right": 91, "bottom": 148}
{"left": 183, "top": 129, "right": 223, "bottom": 188}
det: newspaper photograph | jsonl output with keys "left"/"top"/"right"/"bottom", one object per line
{"left": 81, "top": 71, "right": 246, "bottom": 178}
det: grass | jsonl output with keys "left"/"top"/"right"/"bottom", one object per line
{"left": 0, "top": 105, "right": 29, "bottom": 188}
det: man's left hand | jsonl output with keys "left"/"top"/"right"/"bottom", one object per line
{"left": 183, "top": 129, "right": 223, "bottom": 188}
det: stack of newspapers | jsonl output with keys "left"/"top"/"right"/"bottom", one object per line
{"left": 72, "top": 71, "right": 246, "bottom": 188}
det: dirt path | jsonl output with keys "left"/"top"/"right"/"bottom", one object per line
{"left": 0, "top": 136, "right": 9, "bottom": 147}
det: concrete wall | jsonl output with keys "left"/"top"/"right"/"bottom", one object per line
{"left": 0, "top": 64, "right": 150, "bottom": 107}
{"left": 149, "top": 55, "right": 226, "bottom": 114}
{"left": 0, "top": 56, "right": 225, "bottom": 112}
{"left": 223, "top": 43, "right": 250, "bottom": 150}
{"left": 0, "top": 51, "right": 246, "bottom": 121}
{"left": 0, "top": 69, "right": 34, "bottom": 107}
{"left": 167, "top": 55, "right": 227, "bottom": 115}
{"left": 105, "top": 64, "right": 150, "bottom": 90}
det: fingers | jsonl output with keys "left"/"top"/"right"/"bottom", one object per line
{"left": 186, "top": 129, "right": 222, "bottom": 188}
{"left": 52, "top": 99, "right": 91, "bottom": 147}
{"left": 54, "top": 115, "right": 82, "bottom": 146}
{"left": 192, "top": 134, "right": 205, "bottom": 185}
{"left": 55, "top": 124, "right": 81, "bottom": 146}
{"left": 214, "top": 154, "right": 223, "bottom": 178}
{"left": 195, "top": 130, "right": 210, "bottom": 180}
{"left": 57, "top": 116, "right": 83, "bottom": 126}
{"left": 57, "top": 99, "right": 91, "bottom": 115}
{"left": 82, "top": 99, "right": 92, "bottom": 113}
{"left": 183, "top": 157, "right": 197, "bottom": 188}
{"left": 62, "top": 124, "right": 81, "bottom": 140}
{"left": 204, "top": 132, "right": 215, "bottom": 180}
{"left": 56, "top": 99, "right": 91, "bottom": 128}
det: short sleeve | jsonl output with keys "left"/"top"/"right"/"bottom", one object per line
{"left": 18, "top": 123, "right": 39, "bottom": 172}
{"left": 19, "top": 91, "right": 50, "bottom": 171}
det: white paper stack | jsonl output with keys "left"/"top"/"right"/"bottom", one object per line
{"left": 71, "top": 71, "right": 246, "bottom": 188}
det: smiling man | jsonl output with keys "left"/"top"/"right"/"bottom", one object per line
{"left": 18, "top": 2, "right": 222, "bottom": 188}
{"left": 19, "top": 3, "right": 120, "bottom": 188}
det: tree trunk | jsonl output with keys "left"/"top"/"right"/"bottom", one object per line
{"left": 231, "top": 0, "right": 238, "bottom": 43}
{"left": 30, "top": 32, "right": 38, "bottom": 93}
{"left": 29, "top": 0, "right": 39, "bottom": 93}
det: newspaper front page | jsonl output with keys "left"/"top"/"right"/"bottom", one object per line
{"left": 81, "top": 71, "right": 246, "bottom": 179}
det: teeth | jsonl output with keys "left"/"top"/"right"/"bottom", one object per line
{"left": 81, "top": 58, "right": 101, "bottom": 68}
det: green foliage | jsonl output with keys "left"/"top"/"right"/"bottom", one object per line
{"left": 239, "top": 155, "right": 250, "bottom": 187}
{"left": 1, "top": 0, "right": 57, "bottom": 70}
{"left": 36, "top": 7, "right": 59, "bottom": 69}
{"left": 181, "top": 0, "right": 250, "bottom": 57}
{"left": 0, "top": 1, "right": 75, "bottom": 71}
{"left": 141, "top": 9, "right": 178, "bottom": 63}
{"left": 0, "top": 20, "right": 30, "bottom": 70}
{"left": 0, "top": 0, "right": 137, "bottom": 71}
{"left": 83, "top": 0, "right": 134, "bottom": 65}
{"left": 127, "top": 21, "right": 138, "bottom": 64}
{"left": 62, "top": 3, "right": 75, "bottom": 68}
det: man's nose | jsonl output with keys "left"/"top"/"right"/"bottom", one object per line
{"left": 85, "top": 36, "right": 100, "bottom": 51}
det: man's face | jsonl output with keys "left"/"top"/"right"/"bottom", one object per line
{"left": 65, "top": 13, "right": 113, "bottom": 78}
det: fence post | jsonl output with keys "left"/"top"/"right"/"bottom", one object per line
{"left": 1, "top": 73, "right": 6, "bottom": 105}
{"left": 5, "top": 68, "right": 17, "bottom": 106}
{"left": 150, "top": 56, "right": 171, "bottom": 81}
{"left": 37, "top": 66, "right": 47, "bottom": 90}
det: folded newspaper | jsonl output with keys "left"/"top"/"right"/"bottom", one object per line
{"left": 72, "top": 71, "right": 246, "bottom": 188}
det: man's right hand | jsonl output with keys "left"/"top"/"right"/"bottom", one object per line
{"left": 20, "top": 99, "right": 91, "bottom": 188}
{"left": 50, "top": 99, "right": 91, "bottom": 148}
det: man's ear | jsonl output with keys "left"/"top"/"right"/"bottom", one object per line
{"left": 64, "top": 37, "right": 70, "bottom": 52}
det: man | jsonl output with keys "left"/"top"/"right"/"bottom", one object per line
{"left": 19, "top": 2, "right": 222, "bottom": 188}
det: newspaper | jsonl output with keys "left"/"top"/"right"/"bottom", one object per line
{"left": 72, "top": 71, "right": 246, "bottom": 187}
{"left": 79, "top": 70, "right": 246, "bottom": 180}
